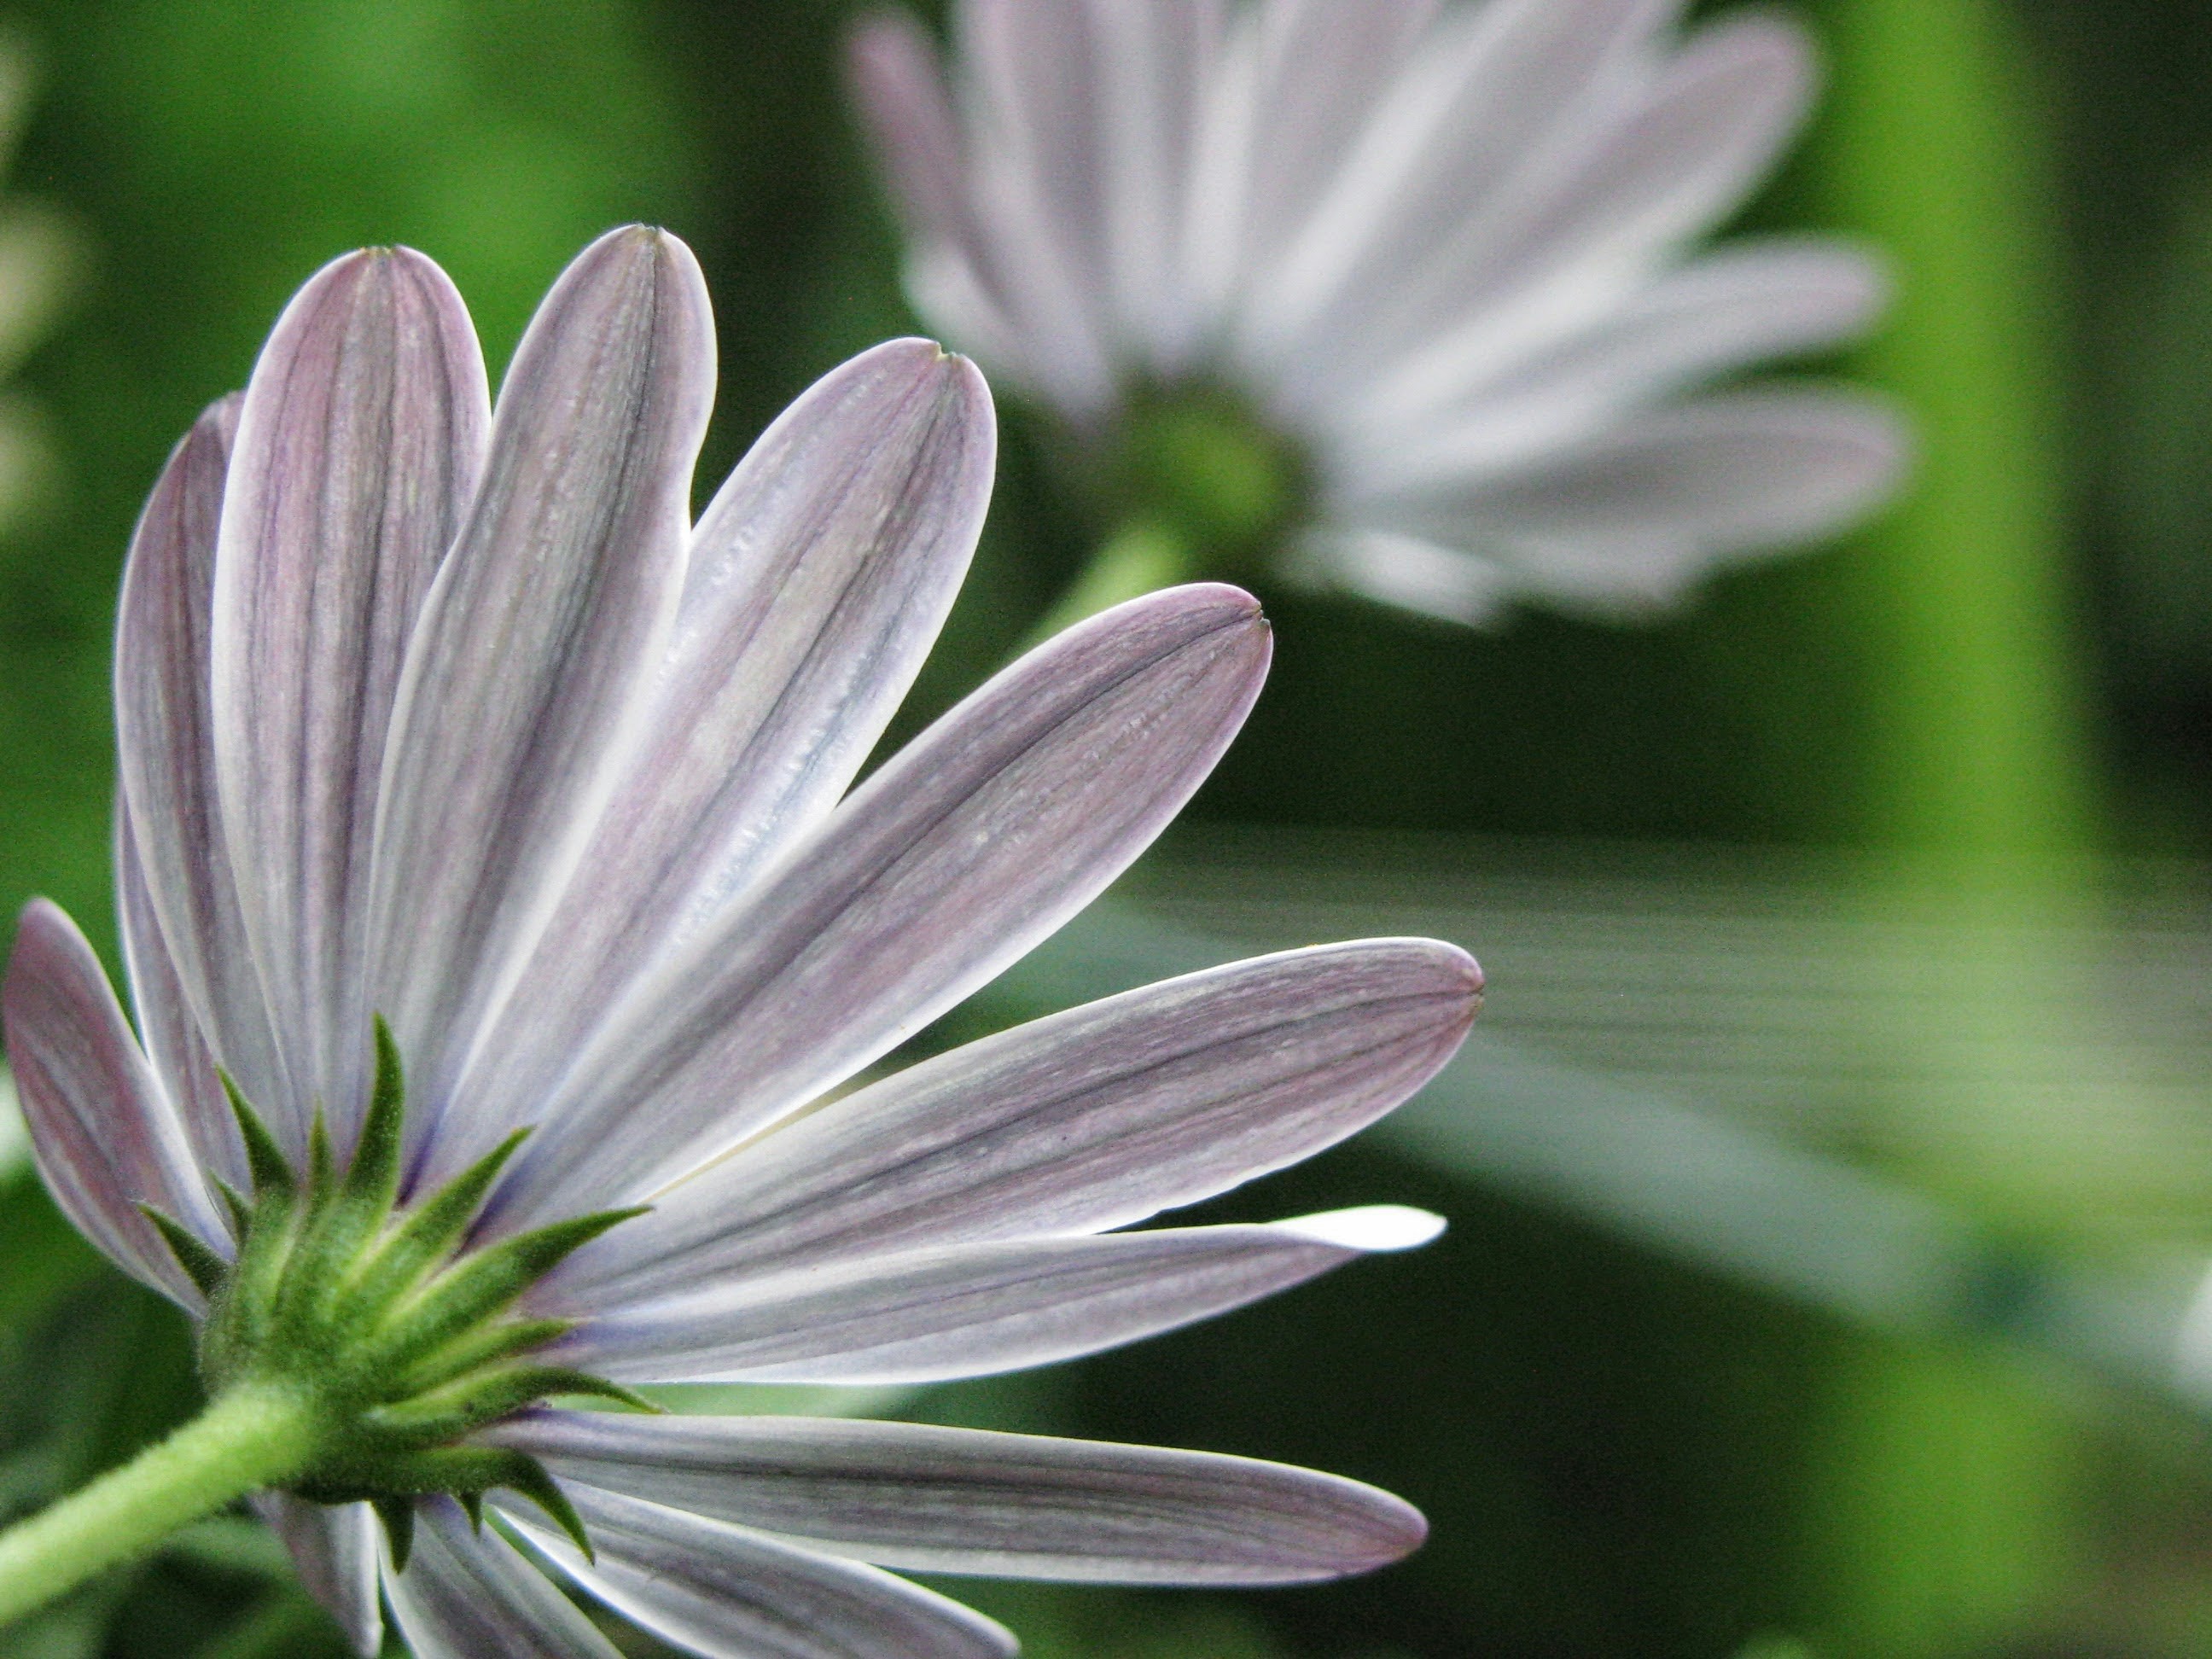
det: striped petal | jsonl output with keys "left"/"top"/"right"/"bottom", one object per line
{"left": 364, "top": 226, "right": 713, "bottom": 1158}
{"left": 253, "top": 1496, "right": 381, "bottom": 1659}
{"left": 3, "top": 899, "right": 223, "bottom": 1305}
{"left": 505, "top": 1485, "right": 1017, "bottom": 1659}
{"left": 555, "top": 1209, "right": 1444, "bottom": 1385}
{"left": 452, "top": 340, "right": 993, "bottom": 1142}
{"left": 210, "top": 247, "right": 488, "bottom": 1153}
{"left": 112, "top": 394, "right": 294, "bottom": 1149}
{"left": 476, "top": 585, "right": 1269, "bottom": 1228}
{"left": 114, "top": 794, "right": 239, "bottom": 1191}
{"left": 556, "top": 938, "right": 1479, "bottom": 1303}
{"left": 494, "top": 1412, "right": 1426, "bottom": 1586}
{"left": 381, "top": 1497, "right": 621, "bottom": 1659}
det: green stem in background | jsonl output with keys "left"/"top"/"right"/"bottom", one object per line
{"left": 1815, "top": 0, "right": 2094, "bottom": 866}
{"left": 1022, "top": 517, "right": 1198, "bottom": 649}
{"left": 0, "top": 1382, "right": 322, "bottom": 1628}
{"left": 1786, "top": 0, "right": 2098, "bottom": 1647}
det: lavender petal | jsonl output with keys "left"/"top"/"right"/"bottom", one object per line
{"left": 556, "top": 1209, "right": 1445, "bottom": 1385}
{"left": 364, "top": 225, "right": 713, "bottom": 1161}
{"left": 556, "top": 938, "right": 1478, "bottom": 1303}
{"left": 482, "top": 585, "right": 1269, "bottom": 1228}
{"left": 504, "top": 1485, "right": 1018, "bottom": 1659}
{"left": 211, "top": 247, "right": 488, "bottom": 1154}
{"left": 112, "top": 393, "right": 296, "bottom": 1150}
{"left": 3, "top": 899, "right": 224, "bottom": 1306}
{"left": 253, "top": 1495, "right": 382, "bottom": 1658}
{"left": 492, "top": 1412, "right": 1427, "bottom": 1586}
{"left": 380, "top": 1496, "right": 621, "bottom": 1659}
{"left": 115, "top": 793, "right": 242, "bottom": 1192}
{"left": 451, "top": 340, "right": 992, "bottom": 1144}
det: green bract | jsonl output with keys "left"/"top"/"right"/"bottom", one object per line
{"left": 141, "top": 1017, "right": 649, "bottom": 1569}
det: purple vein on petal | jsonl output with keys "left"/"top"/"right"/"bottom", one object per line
{"left": 115, "top": 792, "right": 242, "bottom": 1191}
{"left": 552, "top": 1210, "right": 1445, "bottom": 1385}
{"left": 493, "top": 1412, "right": 1427, "bottom": 1586}
{"left": 3, "top": 899, "right": 225, "bottom": 1306}
{"left": 211, "top": 247, "right": 489, "bottom": 1155}
{"left": 479, "top": 584, "right": 1270, "bottom": 1230}
{"left": 447, "top": 338, "right": 993, "bottom": 1154}
{"left": 363, "top": 225, "right": 714, "bottom": 1173}
{"left": 553, "top": 937, "right": 1479, "bottom": 1302}
{"left": 113, "top": 393, "right": 299, "bottom": 1150}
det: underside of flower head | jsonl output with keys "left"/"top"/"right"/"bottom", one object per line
{"left": 2, "top": 223, "right": 1483, "bottom": 1656}
{"left": 145, "top": 1017, "right": 649, "bottom": 1569}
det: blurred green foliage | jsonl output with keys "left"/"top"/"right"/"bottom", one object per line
{"left": 0, "top": 0, "right": 2206, "bottom": 1655}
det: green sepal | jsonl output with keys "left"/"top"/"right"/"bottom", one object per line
{"left": 220, "top": 1071, "right": 293, "bottom": 1198}
{"left": 137, "top": 1204, "right": 230, "bottom": 1301}
{"left": 365, "top": 1365, "right": 655, "bottom": 1447}
{"left": 199, "top": 1021, "right": 646, "bottom": 1561}
{"left": 306, "top": 1109, "right": 335, "bottom": 1199}
{"left": 212, "top": 1179, "right": 253, "bottom": 1238}
{"left": 345, "top": 1129, "right": 533, "bottom": 1320}
{"left": 492, "top": 1453, "right": 593, "bottom": 1564}
{"left": 398, "top": 1318, "right": 577, "bottom": 1398}
{"left": 364, "top": 1208, "right": 647, "bottom": 1379}
{"left": 374, "top": 1497, "right": 415, "bottom": 1573}
{"left": 342, "top": 1016, "right": 406, "bottom": 1212}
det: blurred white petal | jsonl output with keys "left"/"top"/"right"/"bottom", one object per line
{"left": 1345, "top": 238, "right": 1888, "bottom": 480}
{"left": 859, "top": 0, "right": 1901, "bottom": 622}
{"left": 1362, "top": 387, "right": 1909, "bottom": 614}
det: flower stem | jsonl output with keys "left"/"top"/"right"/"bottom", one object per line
{"left": 1024, "top": 518, "right": 1196, "bottom": 648}
{"left": 0, "top": 1381, "right": 323, "bottom": 1627}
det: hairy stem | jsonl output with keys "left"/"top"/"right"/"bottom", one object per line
{"left": 0, "top": 1381, "right": 323, "bottom": 1627}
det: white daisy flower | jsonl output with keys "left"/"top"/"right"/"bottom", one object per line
{"left": 850, "top": 0, "right": 1908, "bottom": 624}
{"left": 0, "top": 227, "right": 1481, "bottom": 1656}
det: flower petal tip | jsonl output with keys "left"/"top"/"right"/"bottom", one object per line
{"left": 1357, "top": 1491, "right": 1430, "bottom": 1575}
{"left": 1280, "top": 1205, "right": 1446, "bottom": 1254}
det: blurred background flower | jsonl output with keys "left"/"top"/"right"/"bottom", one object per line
{"left": 850, "top": 0, "right": 1906, "bottom": 627}
{"left": 4, "top": 0, "right": 2212, "bottom": 1656}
